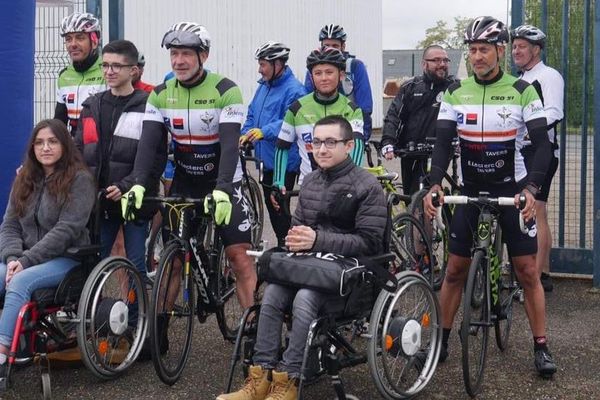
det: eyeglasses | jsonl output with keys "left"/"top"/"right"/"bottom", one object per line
{"left": 312, "top": 138, "right": 348, "bottom": 149}
{"left": 424, "top": 58, "right": 451, "bottom": 64}
{"left": 33, "top": 138, "right": 60, "bottom": 149}
{"left": 101, "top": 63, "right": 135, "bottom": 72}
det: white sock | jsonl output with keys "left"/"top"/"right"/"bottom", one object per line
{"left": 0, "top": 353, "right": 6, "bottom": 364}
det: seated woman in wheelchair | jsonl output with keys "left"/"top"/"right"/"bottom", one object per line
{"left": 0, "top": 119, "right": 95, "bottom": 386}
{"left": 218, "top": 116, "right": 387, "bottom": 400}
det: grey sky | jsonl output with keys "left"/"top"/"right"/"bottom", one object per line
{"left": 383, "top": 0, "right": 511, "bottom": 49}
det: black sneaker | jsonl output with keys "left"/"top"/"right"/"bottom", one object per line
{"left": 534, "top": 349, "right": 557, "bottom": 378}
{"left": 540, "top": 273, "right": 553, "bottom": 292}
{"left": 438, "top": 343, "right": 448, "bottom": 363}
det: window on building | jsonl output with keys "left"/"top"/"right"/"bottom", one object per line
{"left": 387, "top": 58, "right": 396, "bottom": 65}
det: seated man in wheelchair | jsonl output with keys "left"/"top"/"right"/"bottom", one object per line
{"left": 0, "top": 119, "right": 95, "bottom": 388}
{"left": 218, "top": 115, "right": 387, "bottom": 400}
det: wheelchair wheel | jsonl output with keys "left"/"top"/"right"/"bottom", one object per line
{"left": 461, "top": 250, "right": 489, "bottom": 397}
{"left": 243, "top": 175, "right": 264, "bottom": 248}
{"left": 215, "top": 244, "right": 243, "bottom": 342}
{"left": 150, "top": 241, "right": 195, "bottom": 385}
{"left": 368, "top": 271, "right": 441, "bottom": 399}
{"left": 145, "top": 222, "right": 165, "bottom": 284}
{"left": 77, "top": 256, "right": 148, "bottom": 379}
{"left": 41, "top": 371, "right": 51, "bottom": 400}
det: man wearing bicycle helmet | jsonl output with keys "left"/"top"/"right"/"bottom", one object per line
{"left": 132, "top": 52, "right": 155, "bottom": 93}
{"left": 304, "top": 24, "right": 373, "bottom": 140}
{"left": 123, "top": 22, "right": 256, "bottom": 311}
{"left": 423, "top": 16, "right": 556, "bottom": 378}
{"left": 55, "top": 12, "right": 106, "bottom": 134}
{"left": 381, "top": 44, "right": 458, "bottom": 195}
{"left": 512, "top": 25, "right": 564, "bottom": 293}
{"left": 271, "top": 46, "right": 365, "bottom": 211}
{"left": 240, "top": 41, "right": 306, "bottom": 248}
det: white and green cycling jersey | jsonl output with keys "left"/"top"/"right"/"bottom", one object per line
{"left": 274, "top": 93, "right": 364, "bottom": 186}
{"left": 437, "top": 71, "right": 546, "bottom": 186}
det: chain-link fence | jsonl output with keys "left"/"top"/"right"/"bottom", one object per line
{"left": 524, "top": 0, "right": 594, "bottom": 251}
{"left": 34, "top": 0, "right": 87, "bottom": 123}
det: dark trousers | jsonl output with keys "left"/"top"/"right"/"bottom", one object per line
{"left": 262, "top": 169, "right": 297, "bottom": 247}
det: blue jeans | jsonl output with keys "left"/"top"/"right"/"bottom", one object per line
{"left": 253, "top": 284, "right": 328, "bottom": 378}
{"left": 0, "top": 258, "right": 80, "bottom": 346}
{"left": 100, "top": 214, "right": 149, "bottom": 276}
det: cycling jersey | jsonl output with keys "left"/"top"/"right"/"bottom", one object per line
{"left": 431, "top": 70, "right": 550, "bottom": 188}
{"left": 273, "top": 92, "right": 364, "bottom": 186}
{"left": 133, "top": 70, "right": 244, "bottom": 195}
{"left": 519, "top": 61, "right": 564, "bottom": 158}
{"left": 55, "top": 57, "right": 106, "bottom": 132}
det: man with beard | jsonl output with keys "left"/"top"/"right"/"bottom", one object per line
{"left": 381, "top": 45, "right": 458, "bottom": 195}
{"left": 55, "top": 12, "right": 106, "bottom": 134}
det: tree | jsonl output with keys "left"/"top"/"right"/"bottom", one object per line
{"left": 417, "top": 17, "right": 471, "bottom": 49}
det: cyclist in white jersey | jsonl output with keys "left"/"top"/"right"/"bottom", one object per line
{"left": 512, "top": 24, "right": 564, "bottom": 292}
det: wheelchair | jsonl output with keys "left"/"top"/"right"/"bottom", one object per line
{"left": 0, "top": 191, "right": 148, "bottom": 399}
{"left": 225, "top": 196, "right": 442, "bottom": 399}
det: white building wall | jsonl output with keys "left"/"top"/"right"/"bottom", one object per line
{"left": 123, "top": 0, "right": 383, "bottom": 128}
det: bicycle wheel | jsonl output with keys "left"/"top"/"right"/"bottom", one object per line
{"left": 150, "top": 241, "right": 195, "bottom": 385}
{"left": 77, "top": 256, "right": 148, "bottom": 379}
{"left": 145, "top": 222, "right": 166, "bottom": 284}
{"left": 408, "top": 188, "right": 449, "bottom": 290}
{"left": 215, "top": 242, "right": 243, "bottom": 342}
{"left": 392, "top": 213, "right": 434, "bottom": 287}
{"left": 243, "top": 175, "right": 264, "bottom": 248}
{"left": 495, "top": 256, "right": 515, "bottom": 352}
{"left": 461, "top": 250, "right": 489, "bottom": 397}
{"left": 368, "top": 271, "right": 441, "bottom": 399}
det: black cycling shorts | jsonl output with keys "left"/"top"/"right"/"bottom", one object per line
{"left": 522, "top": 145, "right": 559, "bottom": 202}
{"left": 170, "top": 176, "right": 252, "bottom": 247}
{"left": 448, "top": 185, "right": 537, "bottom": 258}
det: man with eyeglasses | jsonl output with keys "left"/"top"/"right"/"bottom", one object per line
{"left": 381, "top": 45, "right": 458, "bottom": 196}
{"left": 74, "top": 40, "right": 161, "bottom": 285}
{"left": 55, "top": 12, "right": 107, "bottom": 134}
{"left": 271, "top": 47, "right": 364, "bottom": 211}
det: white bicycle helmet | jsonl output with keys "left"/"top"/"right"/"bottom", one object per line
{"left": 464, "top": 16, "right": 509, "bottom": 45}
{"left": 255, "top": 41, "right": 290, "bottom": 62}
{"left": 161, "top": 22, "right": 211, "bottom": 51}
{"left": 60, "top": 12, "right": 100, "bottom": 36}
{"left": 511, "top": 25, "right": 546, "bottom": 48}
{"left": 319, "top": 24, "right": 347, "bottom": 42}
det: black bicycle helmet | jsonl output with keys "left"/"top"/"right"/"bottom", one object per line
{"left": 464, "top": 16, "right": 509, "bottom": 45}
{"left": 511, "top": 25, "right": 546, "bottom": 48}
{"left": 255, "top": 41, "right": 290, "bottom": 62}
{"left": 319, "top": 24, "right": 347, "bottom": 42}
{"left": 161, "top": 22, "right": 211, "bottom": 51}
{"left": 137, "top": 52, "right": 146, "bottom": 67}
{"left": 306, "top": 46, "right": 346, "bottom": 71}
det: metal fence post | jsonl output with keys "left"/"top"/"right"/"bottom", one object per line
{"left": 593, "top": 0, "right": 600, "bottom": 288}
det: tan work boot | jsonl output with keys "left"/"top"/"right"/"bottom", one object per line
{"left": 264, "top": 371, "right": 298, "bottom": 400}
{"left": 216, "top": 365, "right": 271, "bottom": 400}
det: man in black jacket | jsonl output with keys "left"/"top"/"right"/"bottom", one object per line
{"left": 381, "top": 45, "right": 458, "bottom": 195}
{"left": 75, "top": 40, "right": 163, "bottom": 277}
{"left": 218, "top": 115, "right": 387, "bottom": 400}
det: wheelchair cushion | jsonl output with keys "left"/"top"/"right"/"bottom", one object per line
{"left": 31, "top": 265, "right": 87, "bottom": 306}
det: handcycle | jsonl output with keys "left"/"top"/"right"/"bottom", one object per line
{"left": 0, "top": 191, "right": 148, "bottom": 399}
{"left": 224, "top": 197, "right": 442, "bottom": 400}
{"left": 140, "top": 193, "right": 259, "bottom": 385}
{"left": 432, "top": 191, "right": 527, "bottom": 397}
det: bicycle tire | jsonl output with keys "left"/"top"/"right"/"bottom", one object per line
{"left": 407, "top": 188, "right": 449, "bottom": 290}
{"left": 77, "top": 256, "right": 148, "bottom": 379}
{"left": 214, "top": 242, "right": 243, "bottom": 342}
{"left": 150, "top": 241, "right": 195, "bottom": 385}
{"left": 461, "top": 250, "right": 489, "bottom": 397}
{"left": 494, "top": 247, "right": 514, "bottom": 352}
{"left": 392, "top": 213, "right": 434, "bottom": 287}
{"left": 243, "top": 175, "right": 264, "bottom": 248}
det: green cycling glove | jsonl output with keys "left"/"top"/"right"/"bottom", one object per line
{"left": 205, "top": 189, "right": 232, "bottom": 226}
{"left": 120, "top": 185, "right": 145, "bottom": 221}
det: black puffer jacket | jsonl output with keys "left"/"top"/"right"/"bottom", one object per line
{"left": 381, "top": 74, "right": 458, "bottom": 148}
{"left": 75, "top": 89, "right": 164, "bottom": 219}
{"left": 292, "top": 157, "right": 387, "bottom": 257}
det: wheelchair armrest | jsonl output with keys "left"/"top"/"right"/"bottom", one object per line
{"left": 364, "top": 253, "right": 396, "bottom": 265}
{"left": 66, "top": 244, "right": 102, "bottom": 259}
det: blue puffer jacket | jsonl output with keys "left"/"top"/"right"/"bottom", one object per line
{"left": 242, "top": 66, "right": 306, "bottom": 171}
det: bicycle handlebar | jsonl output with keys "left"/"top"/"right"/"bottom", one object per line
{"left": 143, "top": 196, "right": 206, "bottom": 204}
